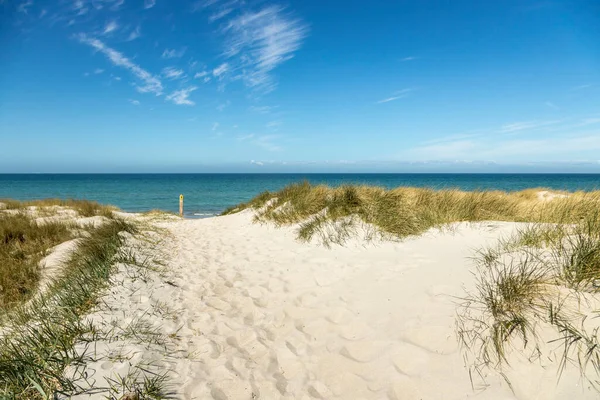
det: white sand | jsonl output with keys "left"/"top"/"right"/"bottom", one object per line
{"left": 64, "top": 210, "right": 598, "bottom": 399}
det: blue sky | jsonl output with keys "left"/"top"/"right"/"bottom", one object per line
{"left": 1, "top": 0, "right": 599, "bottom": 172}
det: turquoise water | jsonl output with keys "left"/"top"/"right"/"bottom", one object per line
{"left": 1, "top": 174, "right": 600, "bottom": 218}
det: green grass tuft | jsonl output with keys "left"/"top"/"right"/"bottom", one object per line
{"left": 0, "top": 218, "right": 137, "bottom": 399}
{"left": 0, "top": 213, "right": 74, "bottom": 308}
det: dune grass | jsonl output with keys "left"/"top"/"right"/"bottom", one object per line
{"left": 457, "top": 212, "right": 600, "bottom": 389}
{"left": 0, "top": 218, "right": 140, "bottom": 399}
{"left": 222, "top": 181, "right": 600, "bottom": 245}
{"left": 0, "top": 212, "right": 74, "bottom": 309}
{"left": 0, "top": 198, "right": 117, "bottom": 218}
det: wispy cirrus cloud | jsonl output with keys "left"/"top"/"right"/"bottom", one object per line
{"left": 18, "top": 0, "right": 33, "bottom": 14}
{"left": 129, "top": 99, "right": 140, "bottom": 106}
{"left": 572, "top": 84, "right": 593, "bottom": 91}
{"left": 102, "top": 20, "right": 119, "bottom": 35}
{"left": 401, "top": 56, "right": 417, "bottom": 62}
{"left": 215, "top": 5, "right": 307, "bottom": 92}
{"left": 77, "top": 34, "right": 163, "bottom": 95}
{"left": 249, "top": 105, "right": 275, "bottom": 114}
{"left": 110, "top": 0, "right": 125, "bottom": 11}
{"left": 236, "top": 133, "right": 282, "bottom": 151}
{"left": 126, "top": 26, "right": 141, "bottom": 41}
{"left": 212, "top": 62, "right": 229, "bottom": 77}
{"left": 212, "top": 122, "right": 220, "bottom": 131}
{"left": 216, "top": 100, "right": 230, "bottom": 111}
{"left": 255, "top": 134, "right": 282, "bottom": 151}
{"left": 545, "top": 101, "right": 559, "bottom": 110}
{"left": 499, "top": 120, "right": 560, "bottom": 133}
{"left": 403, "top": 134, "right": 600, "bottom": 162}
{"left": 161, "top": 47, "right": 187, "bottom": 59}
{"left": 166, "top": 86, "right": 197, "bottom": 105}
{"left": 209, "top": 7, "right": 234, "bottom": 22}
{"left": 237, "top": 133, "right": 255, "bottom": 141}
{"left": 377, "top": 88, "right": 414, "bottom": 104}
{"left": 144, "top": 0, "right": 156, "bottom": 9}
{"left": 162, "top": 66, "right": 185, "bottom": 80}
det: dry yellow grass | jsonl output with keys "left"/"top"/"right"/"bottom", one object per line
{"left": 222, "top": 181, "right": 600, "bottom": 243}
{"left": 0, "top": 198, "right": 117, "bottom": 218}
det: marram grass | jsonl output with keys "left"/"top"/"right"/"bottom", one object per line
{"left": 0, "top": 198, "right": 117, "bottom": 218}
{"left": 0, "top": 218, "right": 137, "bottom": 399}
{"left": 222, "top": 181, "right": 600, "bottom": 244}
{"left": 0, "top": 212, "right": 74, "bottom": 309}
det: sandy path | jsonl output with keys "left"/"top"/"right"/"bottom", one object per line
{"left": 155, "top": 212, "right": 540, "bottom": 399}
{"left": 72, "top": 211, "right": 595, "bottom": 399}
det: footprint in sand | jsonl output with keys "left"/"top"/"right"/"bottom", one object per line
{"left": 391, "top": 342, "right": 431, "bottom": 377}
{"left": 340, "top": 341, "right": 390, "bottom": 363}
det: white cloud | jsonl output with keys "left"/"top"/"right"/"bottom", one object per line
{"left": 216, "top": 100, "right": 230, "bottom": 111}
{"left": 249, "top": 105, "right": 274, "bottom": 114}
{"left": 162, "top": 47, "right": 187, "bottom": 59}
{"left": 401, "top": 133, "right": 600, "bottom": 162}
{"left": 579, "top": 118, "right": 600, "bottom": 126}
{"left": 499, "top": 120, "right": 560, "bottom": 133}
{"left": 162, "top": 66, "right": 185, "bottom": 80}
{"left": 111, "top": 0, "right": 125, "bottom": 10}
{"left": 572, "top": 84, "right": 592, "bottom": 90}
{"left": 401, "top": 56, "right": 417, "bottom": 62}
{"left": 212, "top": 122, "right": 219, "bottom": 131}
{"left": 377, "top": 88, "right": 414, "bottom": 104}
{"left": 72, "top": 0, "right": 88, "bottom": 15}
{"left": 77, "top": 35, "right": 163, "bottom": 95}
{"left": 212, "top": 62, "right": 229, "bottom": 77}
{"left": 18, "top": 0, "right": 33, "bottom": 14}
{"left": 255, "top": 134, "right": 282, "bottom": 151}
{"left": 219, "top": 6, "right": 307, "bottom": 92}
{"left": 250, "top": 160, "right": 264, "bottom": 166}
{"left": 144, "top": 0, "right": 156, "bottom": 9}
{"left": 127, "top": 26, "right": 141, "bottom": 41}
{"left": 237, "top": 133, "right": 255, "bottom": 141}
{"left": 129, "top": 99, "right": 140, "bottom": 106}
{"left": 166, "top": 86, "right": 197, "bottom": 105}
{"left": 377, "top": 96, "right": 404, "bottom": 104}
{"left": 266, "top": 120, "right": 282, "bottom": 129}
{"left": 192, "top": 0, "right": 225, "bottom": 12}
{"left": 194, "top": 71, "right": 209, "bottom": 79}
{"left": 103, "top": 20, "right": 119, "bottom": 35}
{"left": 93, "top": 68, "right": 104, "bottom": 74}
{"left": 209, "top": 7, "right": 233, "bottom": 22}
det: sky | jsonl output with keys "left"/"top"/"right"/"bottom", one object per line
{"left": 1, "top": 0, "right": 599, "bottom": 173}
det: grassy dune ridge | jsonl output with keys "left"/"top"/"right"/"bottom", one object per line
{"left": 0, "top": 218, "right": 139, "bottom": 399}
{"left": 224, "top": 182, "right": 600, "bottom": 387}
{"left": 0, "top": 198, "right": 116, "bottom": 218}
{"left": 0, "top": 199, "right": 119, "bottom": 309}
{"left": 0, "top": 200, "right": 167, "bottom": 398}
{"left": 222, "top": 181, "right": 597, "bottom": 244}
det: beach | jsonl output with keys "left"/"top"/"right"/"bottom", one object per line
{"left": 68, "top": 209, "right": 595, "bottom": 399}
{"left": 3, "top": 188, "right": 600, "bottom": 399}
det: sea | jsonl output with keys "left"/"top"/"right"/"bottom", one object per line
{"left": 1, "top": 174, "right": 600, "bottom": 218}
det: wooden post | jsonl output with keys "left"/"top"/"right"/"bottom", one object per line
{"left": 179, "top": 194, "right": 184, "bottom": 217}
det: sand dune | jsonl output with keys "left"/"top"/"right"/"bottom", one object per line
{"left": 71, "top": 210, "right": 597, "bottom": 399}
